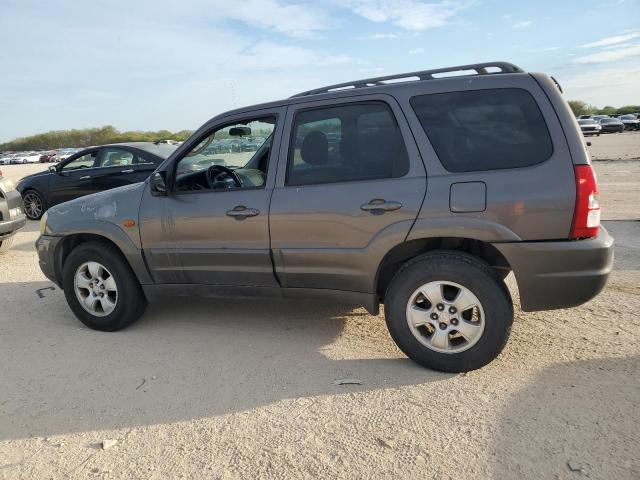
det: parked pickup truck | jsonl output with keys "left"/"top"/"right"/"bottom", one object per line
{"left": 0, "top": 170, "right": 26, "bottom": 252}
{"left": 35, "top": 62, "right": 614, "bottom": 372}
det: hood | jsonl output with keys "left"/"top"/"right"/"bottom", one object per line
{"left": 17, "top": 170, "right": 52, "bottom": 184}
{"left": 45, "top": 182, "right": 147, "bottom": 248}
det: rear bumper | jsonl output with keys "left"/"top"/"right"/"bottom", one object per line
{"left": 493, "top": 227, "right": 614, "bottom": 311}
{"left": 36, "top": 235, "right": 64, "bottom": 287}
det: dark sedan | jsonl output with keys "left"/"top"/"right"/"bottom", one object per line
{"left": 17, "top": 142, "right": 176, "bottom": 220}
{"left": 597, "top": 117, "right": 624, "bottom": 133}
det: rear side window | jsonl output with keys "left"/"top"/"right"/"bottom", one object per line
{"left": 410, "top": 88, "right": 553, "bottom": 172}
{"left": 287, "top": 102, "right": 409, "bottom": 186}
{"left": 98, "top": 149, "right": 135, "bottom": 168}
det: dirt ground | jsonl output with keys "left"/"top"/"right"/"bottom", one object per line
{"left": 1, "top": 133, "right": 638, "bottom": 479}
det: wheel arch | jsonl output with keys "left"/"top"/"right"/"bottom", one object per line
{"left": 375, "top": 237, "right": 512, "bottom": 300}
{"left": 54, "top": 232, "right": 152, "bottom": 288}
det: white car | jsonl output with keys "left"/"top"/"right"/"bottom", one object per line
{"left": 0, "top": 154, "right": 14, "bottom": 165}
{"left": 12, "top": 152, "right": 41, "bottom": 164}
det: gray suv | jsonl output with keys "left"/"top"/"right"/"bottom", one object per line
{"left": 36, "top": 62, "right": 614, "bottom": 372}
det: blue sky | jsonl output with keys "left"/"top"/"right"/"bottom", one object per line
{"left": 1, "top": 0, "right": 639, "bottom": 142}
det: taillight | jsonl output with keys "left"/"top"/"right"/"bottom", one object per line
{"left": 570, "top": 165, "right": 600, "bottom": 239}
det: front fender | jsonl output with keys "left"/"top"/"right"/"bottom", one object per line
{"left": 44, "top": 183, "right": 152, "bottom": 284}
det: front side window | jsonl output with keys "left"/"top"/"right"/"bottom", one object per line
{"left": 61, "top": 151, "right": 98, "bottom": 171}
{"left": 174, "top": 117, "right": 276, "bottom": 192}
{"left": 411, "top": 88, "right": 553, "bottom": 172}
{"left": 287, "top": 102, "right": 409, "bottom": 186}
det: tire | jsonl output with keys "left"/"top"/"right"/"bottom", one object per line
{"left": 0, "top": 235, "right": 14, "bottom": 253}
{"left": 62, "top": 241, "right": 147, "bottom": 331}
{"left": 384, "top": 251, "right": 513, "bottom": 373}
{"left": 22, "top": 190, "right": 47, "bottom": 220}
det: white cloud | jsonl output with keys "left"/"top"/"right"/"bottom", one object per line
{"left": 409, "top": 48, "right": 425, "bottom": 54}
{"left": 215, "top": 0, "right": 330, "bottom": 37}
{"left": 356, "top": 33, "right": 400, "bottom": 39}
{"left": 339, "top": 0, "right": 463, "bottom": 31}
{"left": 562, "top": 67, "right": 640, "bottom": 106}
{"left": 574, "top": 44, "right": 640, "bottom": 63}
{"left": 512, "top": 20, "right": 532, "bottom": 29}
{"left": 527, "top": 46, "right": 561, "bottom": 53}
{"left": 580, "top": 32, "right": 640, "bottom": 48}
{"left": 241, "top": 42, "right": 353, "bottom": 69}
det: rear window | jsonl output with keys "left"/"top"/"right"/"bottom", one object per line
{"left": 410, "top": 88, "right": 553, "bottom": 172}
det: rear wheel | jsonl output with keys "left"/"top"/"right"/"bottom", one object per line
{"left": 22, "top": 190, "right": 46, "bottom": 220}
{"left": 384, "top": 251, "right": 513, "bottom": 373}
{"left": 62, "top": 241, "right": 147, "bottom": 331}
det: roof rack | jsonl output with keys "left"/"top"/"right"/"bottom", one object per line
{"left": 291, "top": 61, "right": 524, "bottom": 98}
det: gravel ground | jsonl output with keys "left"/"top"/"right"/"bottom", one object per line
{"left": 0, "top": 133, "right": 638, "bottom": 479}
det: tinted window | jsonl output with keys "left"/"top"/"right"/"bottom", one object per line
{"left": 61, "top": 151, "right": 98, "bottom": 171}
{"left": 287, "top": 102, "right": 409, "bottom": 186}
{"left": 98, "top": 149, "right": 135, "bottom": 167}
{"left": 411, "top": 88, "right": 553, "bottom": 172}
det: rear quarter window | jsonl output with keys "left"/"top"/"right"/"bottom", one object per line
{"left": 410, "top": 88, "right": 553, "bottom": 172}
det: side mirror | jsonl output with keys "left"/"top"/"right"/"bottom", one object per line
{"left": 150, "top": 171, "right": 168, "bottom": 196}
{"left": 48, "top": 165, "right": 57, "bottom": 173}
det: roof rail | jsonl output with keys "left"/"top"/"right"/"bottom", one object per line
{"left": 291, "top": 61, "right": 524, "bottom": 98}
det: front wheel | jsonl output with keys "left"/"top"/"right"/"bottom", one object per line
{"left": 22, "top": 190, "right": 46, "bottom": 220}
{"left": 62, "top": 241, "right": 147, "bottom": 331}
{"left": 384, "top": 251, "right": 513, "bottom": 373}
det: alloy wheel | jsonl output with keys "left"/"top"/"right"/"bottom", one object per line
{"left": 74, "top": 261, "right": 118, "bottom": 317}
{"left": 406, "top": 281, "right": 485, "bottom": 354}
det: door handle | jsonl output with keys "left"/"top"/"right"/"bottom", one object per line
{"left": 360, "top": 199, "right": 402, "bottom": 213}
{"left": 226, "top": 205, "right": 260, "bottom": 220}
{"left": 121, "top": 169, "right": 134, "bottom": 173}
{"left": 79, "top": 175, "right": 91, "bottom": 180}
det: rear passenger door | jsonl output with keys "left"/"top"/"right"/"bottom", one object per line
{"left": 269, "top": 95, "right": 426, "bottom": 294}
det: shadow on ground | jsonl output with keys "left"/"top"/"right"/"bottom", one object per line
{"left": 0, "top": 281, "right": 446, "bottom": 441}
{"left": 490, "top": 356, "right": 640, "bottom": 479}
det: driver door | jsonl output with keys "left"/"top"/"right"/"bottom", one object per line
{"left": 139, "top": 108, "right": 285, "bottom": 286}
{"left": 48, "top": 149, "right": 100, "bottom": 206}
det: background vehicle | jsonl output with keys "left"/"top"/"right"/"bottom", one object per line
{"left": 39, "top": 151, "right": 58, "bottom": 163}
{"left": 619, "top": 114, "right": 640, "bottom": 131}
{"left": 0, "top": 153, "right": 14, "bottom": 165}
{"left": 54, "top": 149, "right": 78, "bottom": 162}
{"left": 13, "top": 152, "right": 42, "bottom": 164}
{"left": 17, "top": 142, "right": 176, "bottom": 220}
{"left": 577, "top": 118, "right": 601, "bottom": 136}
{"left": 35, "top": 62, "right": 613, "bottom": 373}
{"left": 598, "top": 117, "right": 625, "bottom": 133}
{"left": 0, "top": 169, "right": 26, "bottom": 252}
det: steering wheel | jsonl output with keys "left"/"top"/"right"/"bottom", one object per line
{"left": 206, "top": 165, "right": 242, "bottom": 189}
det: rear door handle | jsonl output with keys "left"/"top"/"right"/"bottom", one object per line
{"left": 79, "top": 175, "right": 91, "bottom": 180}
{"left": 121, "top": 169, "right": 134, "bottom": 173}
{"left": 226, "top": 205, "right": 260, "bottom": 220}
{"left": 360, "top": 199, "right": 402, "bottom": 213}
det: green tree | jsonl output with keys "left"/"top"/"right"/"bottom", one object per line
{"left": 0, "top": 126, "right": 194, "bottom": 151}
{"left": 567, "top": 100, "right": 596, "bottom": 117}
